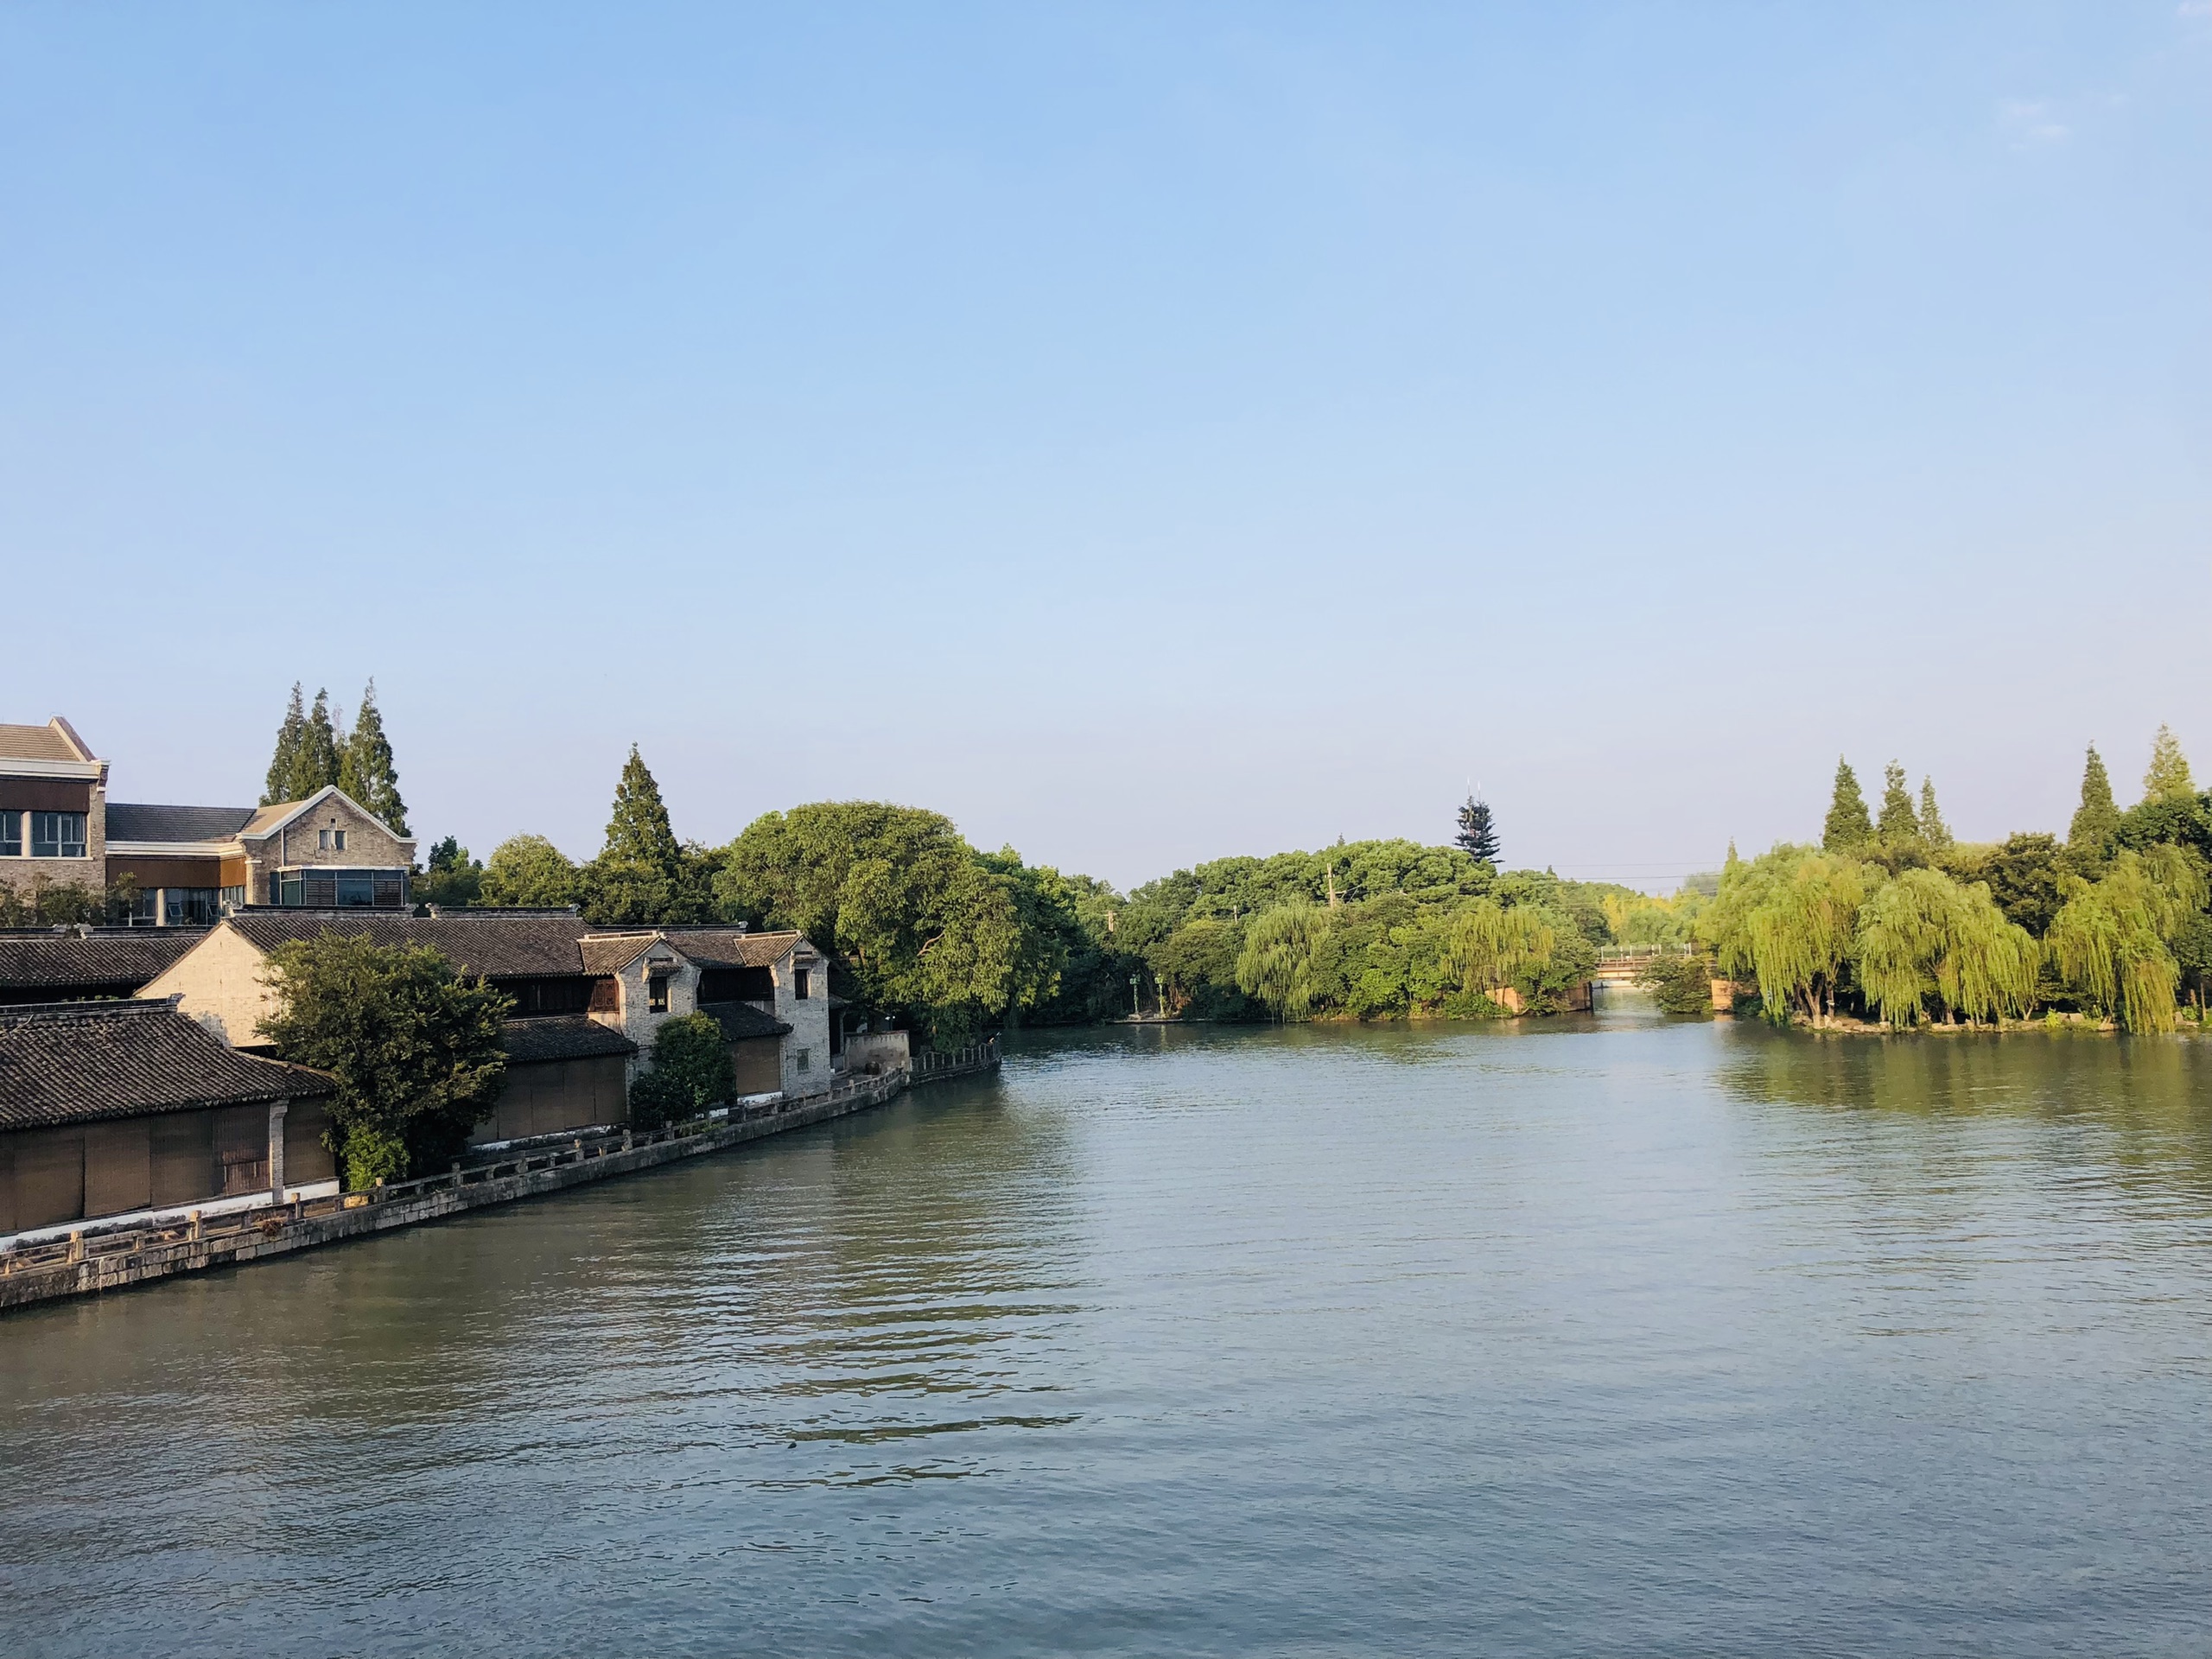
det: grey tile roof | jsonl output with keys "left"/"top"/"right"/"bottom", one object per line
{"left": 698, "top": 1000, "right": 791, "bottom": 1041}
{"left": 105, "top": 803, "right": 259, "bottom": 843}
{"left": 0, "top": 931, "right": 207, "bottom": 993}
{"left": 501, "top": 1015, "right": 637, "bottom": 1065}
{"left": 225, "top": 913, "right": 600, "bottom": 978}
{"left": 659, "top": 928, "right": 804, "bottom": 969}
{"left": 577, "top": 935, "right": 661, "bottom": 975}
{"left": 0, "top": 1000, "right": 332, "bottom": 1129}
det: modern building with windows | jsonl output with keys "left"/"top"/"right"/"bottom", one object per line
{"left": 0, "top": 718, "right": 416, "bottom": 922}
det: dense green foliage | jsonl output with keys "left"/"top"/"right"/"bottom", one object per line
{"left": 416, "top": 836, "right": 483, "bottom": 908}
{"left": 255, "top": 934, "right": 509, "bottom": 1188}
{"left": 627, "top": 1013, "right": 738, "bottom": 1129}
{"left": 1708, "top": 730, "right": 2212, "bottom": 1032}
{"left": 261, "top": 681, "right": 408, "bottom": 832}
{"left": 578, "top": 747, "right": 715, "bottom": 925}
{"left": 1822, "top": 759, "right": 1872, "bottom": 852}
{"left": 480, "top": 834, "right": 581, "bottom": 907}
{"left": 1636, "top": 950, "right": 1715, "bottom": 1017}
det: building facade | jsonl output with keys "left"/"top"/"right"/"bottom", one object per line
{"left": 0, "top": 718, "right": 416, "bottom": 922}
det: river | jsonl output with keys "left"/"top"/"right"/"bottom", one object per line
{"left": 6, "top": 1000, "right": 2212, "bottom": 1656}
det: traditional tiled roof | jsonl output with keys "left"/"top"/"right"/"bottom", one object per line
{"left": 224, "top": 913, "right": 601, "bottom": 978}
{"left": 577, "top": 935, "right": 663, "bottom": 976}
{"left": 659, "top": 928, "right": 804, "bottom": 969}
{"left": 0, "top": 721, "right": 88, "bottom": 766}
{"left": 500, "top": 1014, "right": 637, "bottom": 1065}
{"left": 0, "top": 931, "right": 207, "bottom": 995}
{"left": 0, "top": 1000, "right": 332, "bottom": 1130}
{"left": 105, "top": 803, "right": 260, "bottom": 843}
{"left": 698, "top": 1000, "right": 791, "bottom": 1042}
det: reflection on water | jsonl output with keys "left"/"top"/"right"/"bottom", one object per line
{"left": 6, "top": 1013, "right": 2212, "bottom": 1656}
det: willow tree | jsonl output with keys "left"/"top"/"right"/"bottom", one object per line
{"left": 2047, "top": 846, "right": 2206, "bottom": 1033}
{"left": 1236, "top": 902, "right": 1330, "bottom": 1020}
{"left": 1853, "top": 868, "right": 2036, "bottom": 1028}
{"left": 1441, "top": 899, "right": 1554, "bottom": 998}
{"left": 1702, "top": 846, "right": 1869, "bottom": 1027}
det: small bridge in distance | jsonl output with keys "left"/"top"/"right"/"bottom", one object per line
{"left": 1592, "top": 944, "right": 1696, "bottom": 985}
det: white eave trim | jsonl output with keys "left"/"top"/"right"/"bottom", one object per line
{"left": 106, "top": 841, "right": 244, "bottom": 859}
{"left": 0, "top": 759, "right": 104, "bottom": 780}
{"left": 234, "top": 784, "right": 414, "bottom": 849}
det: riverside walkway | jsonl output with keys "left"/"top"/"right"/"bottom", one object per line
{"left": 0, "top": 1068, "right": 915, "bottom": 1314}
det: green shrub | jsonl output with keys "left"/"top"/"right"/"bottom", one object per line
{"left": 629, "top": 1013, "right": 736, "bottom": 1130}
{"left": 1636, "top": 951, "right": 1715, "bottom": 1017}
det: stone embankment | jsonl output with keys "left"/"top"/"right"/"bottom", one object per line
{"left": 1, "top": 1068, "right": 918, "bottom": 1314}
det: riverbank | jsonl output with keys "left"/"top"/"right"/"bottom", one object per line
{"left": 0, "top": 1068, "right": 919, "bottom": 1314}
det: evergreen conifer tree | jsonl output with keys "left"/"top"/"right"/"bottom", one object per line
{"left": 1821, "top": 759, "right": 1872, "bottom": 851}
{"left": 1917, "top": 777, "right": 1952, "bottom": 849}
{"left": 1876, "top": 761, "right": 1919, "bottom": 842}
{"left": 2069, "top": 743, "right": 2121, "bottom": 870}
{"left": 1454, "top": 794, "right": 1500, "bottom": 866}
{"left": 579, "top": 746, "right": 707, "bottom": 924}
{"left": 290, "top": 689, "right": 343, "bottom": 801}
{"left": 338, "top": 680, "right": 408, "bottom": 833}
{"left": 262, "top": 683, "right": 308, "bottom": 805}
{"left": 2143, "top": 724, "right": 2195, "bottom": 803}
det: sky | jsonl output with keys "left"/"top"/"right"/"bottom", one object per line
{"left": 2, "top": 3, "right": 2206, "bottom": 892}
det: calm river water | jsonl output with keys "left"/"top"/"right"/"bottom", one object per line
{"left": 8, "top": 1001, "right": 2212, "bottom": 1656}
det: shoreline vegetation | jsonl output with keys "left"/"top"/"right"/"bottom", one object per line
{"left": 9, "top": 687, "right": 2208, "bottom": 1043}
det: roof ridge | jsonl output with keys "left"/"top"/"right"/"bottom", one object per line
{"left": 0, "top": 996, "right": 179, "bottom": 1026}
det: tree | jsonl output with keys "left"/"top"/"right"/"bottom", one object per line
{"left": 416, "top": 836, "right": 483, "bottom": 908}
{"left": 1236, "top": 901, "right": 1331, "bottom": 1020}
{"left": 1977, "top": 833, "right": 2068, "bottom": 936}
{"left": 479, "top": 835, "right": 580, "bottom": 907}
{"left": 1917, "top": 778, "right": 1952, "bottom": 849}
{"left": 1454, "top": 795, "right": 1500, "bottom": 866}
{"left": 2069, "top": 744, "right": 2121, "bottom": 872}
{"left": 263, "top": 683, "right": 308, "bottom": 806}
{"left": 1876, "top": 761, "right": 1919, "bottom": 842}
{"left": 1441, "top": 899, "right": 1554, "bottom": 997}
{"left": 2046, "top": 847, "right": 2205, "bottom": 1033}
{"left": 1853, "top": 868, "right": 2035, "bottom": 1028}
{"left": 299, "top": 689, "right": 342, "bottom": 801}
{"left": 337, "top": 679, "right": 407, "bottom": 833}
{"left": 1822, "top": 760, "right": 1872, "bottom": 852}
{"left": 1636, "top": 950, "right": 1714, "bottom": 1017}
{"left": 626, "top": 1013, "right": 736, "bottom": 1129}
{"left": 1700, "top": 845, "right": 1870, "bottom": 1026}
{"left": 578, "top": 747, "right": 710, "bottom": 925}
{"left": 256, "top": 933, "right": 510, "bottom": 1188}
{"left": 2144, "top": 724, "right": 2195, "bottom": 804}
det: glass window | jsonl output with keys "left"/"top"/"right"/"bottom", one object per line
{"left": 794, "top": 968, "right": 810, "bottom": 1001}
{"left": 30, "top": 812, "right": 87, "bottom": 858}
{"left": 0, "top": 811, "right": 18, "bottom": 856}
{"left": 164, "top": 888, "right": 219, "bottom": 926}
{"left": 129, "top": 887, "right": 158, "bottom": 926}
{"left": 334, "top": 829, "right": 346, "bottom": 851}
{"left": 278, "top": 874, "right": 304, "bottom": 906}
{"left": 219, "top": 885, "right": 245, "bottom": 912}
{"left": 796, "top": 1047, "right": 811, "bottom": 1071}
{"left": 335, "top": 873, "right": 375, "bottom": 906}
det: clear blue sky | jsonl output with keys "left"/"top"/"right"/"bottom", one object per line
{"left": 4, "top": 3, "right": 2206, "bottom": 890}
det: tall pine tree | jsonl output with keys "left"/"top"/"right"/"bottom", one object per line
{"left": 1876, "top": 761, "right": 1919, "bottom": 842}
{"left": 1821, "top": 759, "right": 1872, "bottom": 852}
{"left": 579, "top": 746, "right": 709, "bottom": 925}
{"left": 2143, "top": 724, "right": 2194, "bottom": 803}
{"left": 1917, "top": 777, "right": 1952, "bottom": 849}
{"left": 338, "top": 680, "right": 408, "bottom": 833}
{"left": 2068, "top": 743, "right": 2121, "bottom": 872}
{"left": 1454, "top": 794, "right": 1499, "bottom": 866}
{"left": 263, "top": 683, "right": 308, "bottom": 805}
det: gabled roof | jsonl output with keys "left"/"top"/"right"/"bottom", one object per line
{"left": 501, "top": 1014, "right": 637, "bottom": 1065}
{"left": 0, "top": 1000, "right": 332, "bottom": 1129}
{"left": 234, "top": 785, "right": 411, "bottom": 846}
{"left": 220, "top": 913, "right": 601, "bottom": 978}
{"left": 577, "top": 935, "right": 664, "bottom": 976}
{"left": 0, "top": 931, "right": 207, "bottom": 994}
{"left": 698, "top": 1000, "right": 792, "bottom": 1042}
{"left": 0, "top": 720, "right": 93, "bottom": 766}
{"left": 105, "top": 804, "right": 260, "bottom": 844}
{"left": 658, "top": 928, "right": 804, "bottom": 969}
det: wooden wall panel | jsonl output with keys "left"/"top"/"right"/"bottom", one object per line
{"left": 83, "top": 1118, "right": 152, "bottom": 1218}
{"left": 150, "top": 1109, "right": 215, "bottom": 1206}
{"left": 13, "top": 1128, "right": 85, "bottom": 1230}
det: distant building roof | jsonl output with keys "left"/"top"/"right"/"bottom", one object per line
{"left": 0, "top": 721, "right": 93, "bottom": 766}
{"left": 577, "top": 935, "right": 663, "bottom": 976}
{"left": 500, "top": 1014, "right": 637, "bottom": 1065}
{"left": 698, "top": 1000, "right": 792, "bottom": 1042}
{"left": 0, "top": 931, "right": 207, "bottom": 995}
{"left": 105, "top": 803, "right": 260, "bottom": 843}
{"left": 0, "top": 1000, "right": 332, "bottom": 1130}
{"left": 223, "top": 912, "right": 601, "bottom": 978}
